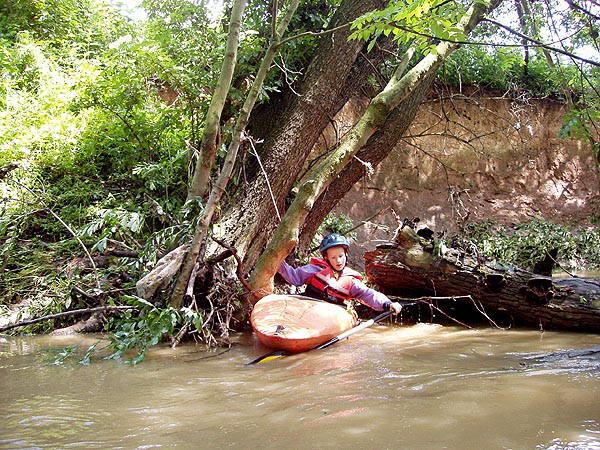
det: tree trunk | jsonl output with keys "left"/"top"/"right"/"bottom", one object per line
{"left": 215, "top": 0, "right": 389, "bottom": 268}
{"left": 299, "top": 70, "right": 435, "bottom": 251}
{"left": 137, "top": 0, "right": 503, "bottom": 309}
{"left": 364, "top": 226, "right": 600, "bottom": 332}
{"left": 187, "top": 0, "right": 246, "bottom": 201}
{"left": 247, "top": 0, "right": 501, "bottom": 299}
{"left": 170, "top": 0, "right": 301, "bottom": 306}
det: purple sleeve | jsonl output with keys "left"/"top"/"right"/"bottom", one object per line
{"left": 350, "top": 279, "right": 392, "bottom": 311}
{"left": 277, "top": 260, "right": 320, "bottom": 286}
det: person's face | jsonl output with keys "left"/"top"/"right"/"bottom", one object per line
{"left": 325, "top": 246, "right": 347, "bottom": 271}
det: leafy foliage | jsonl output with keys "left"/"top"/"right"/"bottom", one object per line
{"left": 104, "top": 296, "right": 186, "bottom": 364}
{"left": 319, "top": 212, "right": 356, "bottom": 239}
{"left": 0, "top": 0, "right": 129, "bottom": 53}
{"left": 559, "top": 89, "right": 600, "bottom": 161}
{"left": 350, "top": 0, "right": 470, "bottom": 54}
{"left": 454, "top": 219, "right": 600, "bottom": 272}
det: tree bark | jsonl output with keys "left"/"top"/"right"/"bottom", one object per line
{"left": 215, "top": 0, "right": 389, "bottom": 268}
{"left": 171, "top": 0, "right": 301, "bottom": 306}
{"left": 187, "top": 0, "right": 247, "bottom": 201}
{"left": 364, "top": 226, "right": 600, "bottom": 332}
{"left": 248, "top": 0, "right": 501, "bottom": 299}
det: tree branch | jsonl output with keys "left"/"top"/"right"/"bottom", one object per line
{"left": 277, "top": 22, "right": 352, "bottom": 48}
{"left": 484, "top": 18, "right": 600, "bottom": 67}
{"left": 0, "top": 306, "right": 136, "bottom": 333}
{"left": 565, "top": 0, "right": 600, "bottom": 21}
{"left": 12, "top": 179, "right": 101, "bottom": 289}
{"left": 385, "top": 20, "right": 600, "bottom": 68}
{"left": 211, "top": 236, "right": 253, "bottom": 293}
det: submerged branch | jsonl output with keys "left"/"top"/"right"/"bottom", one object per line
{"left": 387, "top": 294, "right": 504, "bottom": 329}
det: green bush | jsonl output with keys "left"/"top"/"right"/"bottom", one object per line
{"left": 455, "top": 219, "right": 600, "bottom": 272}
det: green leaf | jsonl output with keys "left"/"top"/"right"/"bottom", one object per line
{"left": 123, "top": 294, "right": 155, "bottom": 309}
{"left": 367, "top": 38, "right": 377, "bottom": 52}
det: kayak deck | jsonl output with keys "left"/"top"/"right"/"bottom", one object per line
{"left": 250, "top": 294, "right": 357, "bottom": 353}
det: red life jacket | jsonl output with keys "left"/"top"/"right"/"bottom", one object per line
{"left": 305, "top": 257, "right": 363, "bottom": 305}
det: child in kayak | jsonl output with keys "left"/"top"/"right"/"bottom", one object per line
{"left": 278, "top": 233, "right": 402, "bottom": 314}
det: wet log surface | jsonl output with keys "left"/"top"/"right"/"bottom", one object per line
{"left": 520, "top": 346, "right": 600, "bottom": 372}
{"left": 365, "top": 226, "right": 600, "bottom": 332}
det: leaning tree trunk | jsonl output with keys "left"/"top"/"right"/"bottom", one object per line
{"left": 186, "top": 0, "right": 246, "bottom": 201}
{"left": 248, "top": 1, "right": 501, "bottom": 299}
{"left": 298, "top": 0, "right": 501, "bottom": 249}
{"left": 298, "top": 70, "right": 435, "bottom": 250}
{"left": 136, "top": 0, "right": 386, "bottom": 304}
{"left": 170, "top": 0, "right": 301, "bottom": 306}
{"left": 213, "top": 0, "right": 388, "bottom": 268}
{"left": 365, "top": 226, "right": 600, "bottom": 332}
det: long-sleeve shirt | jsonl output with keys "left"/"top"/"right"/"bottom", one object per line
{"left": 277, "top": 260, "right": 392, "bottom": 311}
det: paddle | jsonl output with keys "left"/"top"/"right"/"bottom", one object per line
{"left": 246, "top": 308, "right": 395, "bottom": 365}
{"left": 315, "top": 309, "right": 393, "bottom": 349}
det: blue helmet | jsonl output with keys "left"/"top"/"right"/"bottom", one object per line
{"left": 319, "top": 233, "right": 350, "bottom": 255}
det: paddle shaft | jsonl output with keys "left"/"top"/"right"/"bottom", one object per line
{"left": 315, "top": 309, "right": 394, "bottom": 350}
{"left": 309, "top": 299, "right": 422, "bottom": 351}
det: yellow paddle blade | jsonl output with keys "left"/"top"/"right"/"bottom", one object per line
{"left": 246, "top": 350, "right": 290, "bottom": 365}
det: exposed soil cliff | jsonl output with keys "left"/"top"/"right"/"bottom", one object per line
{"left": 325, "top": 87, "right": 599, "bottom": 268}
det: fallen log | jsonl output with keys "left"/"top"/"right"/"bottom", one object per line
{"left": 136, "top": 244, "right": 189, "bottom": 301}
{"left": 364, "top": 226, "right": 600, "bottom": 332}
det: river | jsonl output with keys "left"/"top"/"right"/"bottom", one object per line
{"left": 1, "top": 323, "right": 599, "bottom": 449}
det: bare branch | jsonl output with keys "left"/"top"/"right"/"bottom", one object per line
{"left": 566, "top": 0, "right": 600, "bottom": 20}
{"left": 383, "top": 19, "right": 600, "bottom": 67}
{"left": 484, "top": 18, "right": 600, "bottom": 67}
{"left": 0, "top": 306, "right": 136, "bottom": 333}
{"left": 277, "top": 22, "right": 352, "bottom": 48}
{"left": 11, "top": 178, "right": 101, "bottom": 289}
{"left": 211, "top": 237, "right": 254, "bottom": 293}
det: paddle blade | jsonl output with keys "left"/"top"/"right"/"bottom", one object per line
{"left": 246, "top": 350, "right": 290, "bottom": 365}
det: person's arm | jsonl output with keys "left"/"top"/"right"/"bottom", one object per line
{"left": 277, "top": 260, "right": 319, "bottom": 286}
{"left": 350, "top": 280, "right": 402, "bottom": 313}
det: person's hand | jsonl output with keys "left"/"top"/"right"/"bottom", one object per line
{"left": 389, "top": 302, "right": 402, "bottom": 314}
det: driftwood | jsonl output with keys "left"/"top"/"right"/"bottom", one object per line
{"left": 50, "top": 313, "right": 104, "bottom": 335}
{"left": 365, "top": 226, "right": 600, "bottom": 332}
{"left": 136, "top": 244, "right": 189, "bottom": 301}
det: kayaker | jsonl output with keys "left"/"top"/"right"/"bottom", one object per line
{"left": 278, "top": 233, "right": 402, "bottom": 314}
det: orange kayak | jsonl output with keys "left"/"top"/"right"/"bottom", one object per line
{"left": 250, "top": 294, "right": 357, "bottom": 353}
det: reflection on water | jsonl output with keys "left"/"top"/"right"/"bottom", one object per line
{"left": 1, "top": 325, "right": 599, "bottom": 449}
{"left": 552, "top": 269, "right": 600, "bottom": 279}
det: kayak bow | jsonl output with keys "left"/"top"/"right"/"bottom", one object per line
{"left": 247, "top": 300, "right": 394, "bottom": 365}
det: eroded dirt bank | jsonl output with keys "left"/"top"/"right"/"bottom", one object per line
{"left": 326, "top": 87, "right": 599, "bottom": 266}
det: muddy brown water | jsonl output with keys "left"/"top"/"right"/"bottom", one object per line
{"left": 1, "top": 324, "right": 599, "bottom": 449}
